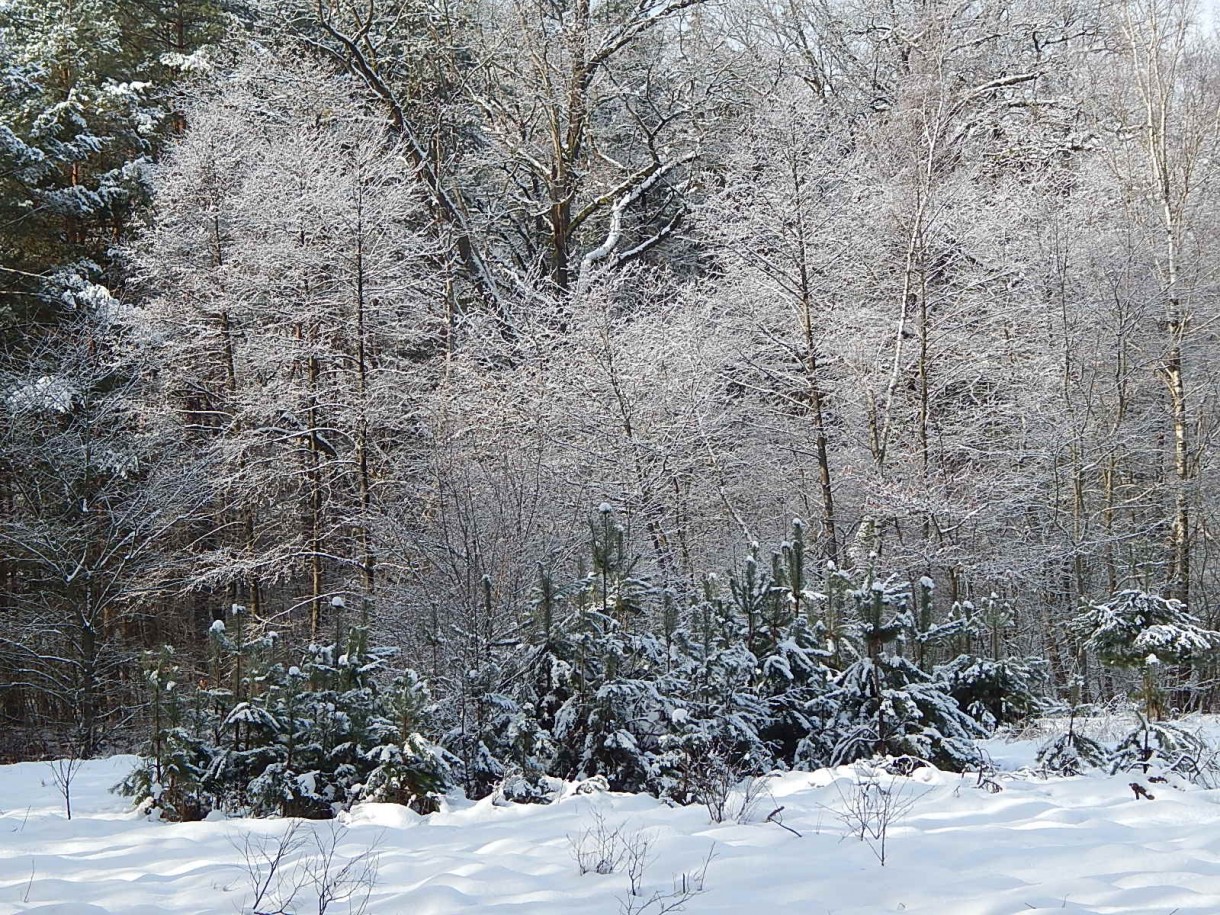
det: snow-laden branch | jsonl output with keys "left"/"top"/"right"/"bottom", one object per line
{"left": 588, "top": 0, "right": 709, "bottom": 76}
{"left": 577, "top": 152, "right": 697, "bottom": 286}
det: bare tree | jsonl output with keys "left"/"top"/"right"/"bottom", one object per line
{"left": 1110, "top": 0, "right": 1220, "bottom": 603}
{"left": 135, "top": 52, "right": 444, "bottom": 640}
{"left": 1, "top": 291, "right": 207, "bottom": 754}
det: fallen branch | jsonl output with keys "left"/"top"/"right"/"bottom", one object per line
{"left": 766, "top": 806, "right": 802, "bottom": 838}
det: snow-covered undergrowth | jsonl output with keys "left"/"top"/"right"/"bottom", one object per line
{"left": 5, "top": 722, "right": 1220, "bottom": 914}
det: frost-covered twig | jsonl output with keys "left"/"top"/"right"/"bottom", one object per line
{"left": 235, "top": 821, "right": 307, "bottom": 915}
{"left": 618, "top": 845, "right": 715, "bottom": 915}
{"left": 827, "top": 769, "right": 927, "bottom": 866}
{"left": 303, "top": 823, "right": 381, "bottom": 915}
{"left": 569, "top": 807, "right": 629, "bottom": 876}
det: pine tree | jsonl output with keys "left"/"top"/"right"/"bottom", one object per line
{"left": 830, "top": 572, "right": 984, "bottom": 770}
{"left": 0, "top": 0, "right": 242, "bottom": 311}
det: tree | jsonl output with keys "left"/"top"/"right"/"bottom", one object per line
{"left": 292, "top": 0, "right": 715, "bottom": 308}
{"left": 132, "top": 50, "right": 444, "bottom": 639}
{"left": 0, "top": 0, "right": 242, "bottom": 315}
{"left": 1109, "top": 0, "right": 1220, "bottom": 603}
{"left": 701, "top": 89, "right": 851, "bottom": 567}
{"left": 1073, "top": 588, "right": 1219, "bottom": 717}
{"left": 0, "top": 284, "right": 205, "bottom": 755}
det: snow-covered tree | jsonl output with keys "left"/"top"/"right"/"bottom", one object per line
{"left": 829, "top": 572, "right": 984, "bottom": 770}
{"left": 1074, "top": 590, "right": 1219, "bottom": 669}
{"left": 132, "top": 50, "right": 444, "bottom": 638}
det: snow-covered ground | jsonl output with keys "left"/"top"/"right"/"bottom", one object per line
{"left": 4, "top": 724, "right": 1220, "bottom": 914}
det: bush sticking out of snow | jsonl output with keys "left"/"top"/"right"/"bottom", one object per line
{"left": 1108, "top": 714, "right": 1219, "bottom": 786}
{"left": 1036, "top": 730, "right": 1109, "bottom": 777}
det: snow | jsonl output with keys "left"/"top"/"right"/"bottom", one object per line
{"left": 158, "top": 49, "right": 214, "bottom": 74}
{"left": 6, "top": 376, "right": 77, "bottom": 414}
{"left": 5, "top": 727, "right": 1220, "bottom": 913}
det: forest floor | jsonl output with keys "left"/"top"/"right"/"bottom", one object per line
{"left": 2, "top": 717, "right": 1219, "bottom": 914}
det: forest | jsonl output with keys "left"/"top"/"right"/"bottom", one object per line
{"left": 3, "top": 0, "right": 1220, "bottom": 818}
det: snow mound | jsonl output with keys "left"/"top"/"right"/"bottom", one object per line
{"left": 3, "top": 734, "right": 1220, "bottom": 913}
